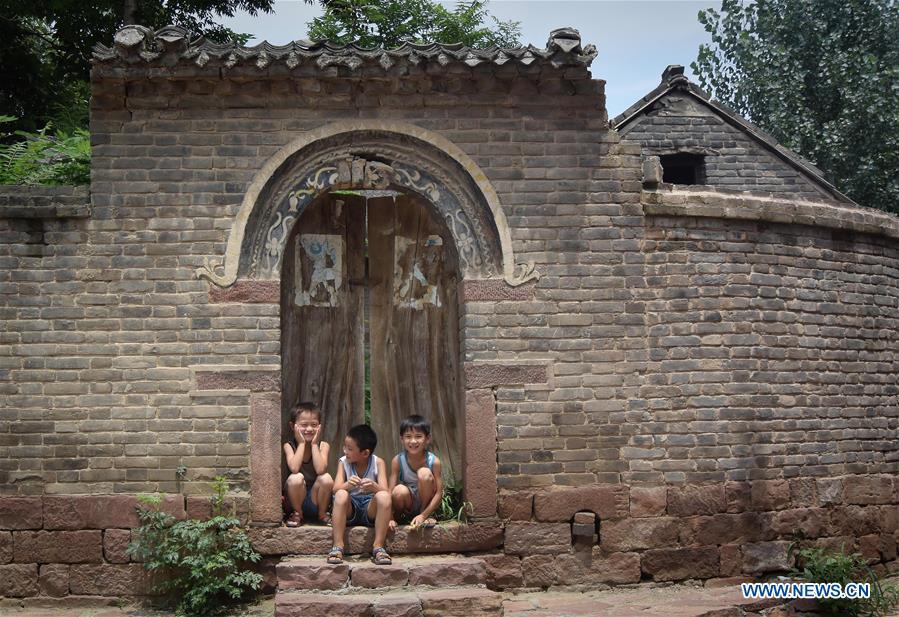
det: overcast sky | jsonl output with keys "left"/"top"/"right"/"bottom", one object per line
{"left": 220, "top": 0, "right": 712, "bottom": 117}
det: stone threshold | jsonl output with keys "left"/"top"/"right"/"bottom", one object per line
{"left": 250, "top": 521, "right": 503, "bottom": 557}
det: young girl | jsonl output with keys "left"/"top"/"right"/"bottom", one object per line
{"left": 283, "top": 402, "right": 333, "bottom": 526}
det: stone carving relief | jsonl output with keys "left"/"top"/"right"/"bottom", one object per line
{"left": 196, "top": 128, "right": 539, "bottom": 288}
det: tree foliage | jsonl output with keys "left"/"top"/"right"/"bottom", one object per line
{"left": 1, "top": 0, "right": 277, "bottom": 132}
{"left": 692, "top": 0, "right": 899, "bottom": 212}
{"left": 307, "top": 0, "right": 521, "bottom": 49}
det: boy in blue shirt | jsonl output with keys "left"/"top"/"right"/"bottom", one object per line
{"left": 389, "top": 415, "right": 443, "bottom": 530}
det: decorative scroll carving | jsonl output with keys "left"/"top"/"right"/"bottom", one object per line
{"left": 196, "top": 125, "right": 537, "bottom": 288}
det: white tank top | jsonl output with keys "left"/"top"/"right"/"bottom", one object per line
{"left": 340, "top": 454, "right": 380, "bottom": 496}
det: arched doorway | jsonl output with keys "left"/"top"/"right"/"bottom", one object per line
{"left": 281, "top": 189, "right": 463, "bottom": 482}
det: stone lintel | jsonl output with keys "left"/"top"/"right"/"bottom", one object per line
{"left": 194, "top": 366, "right": 281, "bottom": 392}
{"left": 207, "top": 280, "right": 280, "bottom": 303}
{"left": 464, "top": 362, "right": 549, "bottom": 389}
{"left": 461, "top": 279, "right": 537, "bottom": 302}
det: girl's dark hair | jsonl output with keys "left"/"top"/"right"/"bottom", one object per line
{"left": 399, "top": 415, "right": 431, "bottom": 436}
{"left": 290, "top": 402, "right": 321, "bottom": 424}
{"left": 347, "top": 424, "right": 377, "bottom": 454}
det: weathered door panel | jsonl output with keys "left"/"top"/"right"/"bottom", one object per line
{"left": 368, "top": 194, "right": 462, "bottom": 480}
{"left": 281, "top": 194, "right": 365, "bottom": 470}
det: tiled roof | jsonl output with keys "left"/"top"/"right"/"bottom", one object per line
{"left": 92, "top": 25, "right": 597, "bottom": 73}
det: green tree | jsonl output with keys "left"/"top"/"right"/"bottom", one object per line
{"left": 1, "top": 0, "right": 279, "bottom": 132}
{"left": 692, "top": 0, "right": 899, "bottom": 212}
{"left": 308, "top": 0, "right": 521, "bottom": 49}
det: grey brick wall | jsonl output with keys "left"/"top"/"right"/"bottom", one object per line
{"left": 2, "top": 68, "right": 897, "bottom": 500}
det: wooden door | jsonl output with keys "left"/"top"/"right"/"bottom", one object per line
{"left": 281, "top": 193, "right": 366, "bottom": 470}
{"left": 282, "top": 192, "right": 461, "bottom": 481}
{"left": 368, "top": 194, "right": 462, "bottom": 481}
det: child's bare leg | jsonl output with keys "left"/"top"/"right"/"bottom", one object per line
{"left": 332, "top": 489, "right": 351, "bottom": 549}
{"left": 313, "top": 473, "right": 333, "bottom": 521}
{"left": 286, "top": 474, "right": 307, "bottom": 517}
{"left": 391, "top": 484, "right": 412, "bottom": 516}
{"left": 416, "top": 468, "right": 436, "bottom": 513}
{"left": 369, "top": 490, "right": 392, "bottom": 549}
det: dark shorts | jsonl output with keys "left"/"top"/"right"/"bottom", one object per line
{"left": 346, "top": 492, "right": 374, "bottom": 527}
{"left": 301, "top": 491, "right": 319, "bottom": 520}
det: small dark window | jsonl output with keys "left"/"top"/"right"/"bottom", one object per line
{"left": 660, "top": 153, "right": 705, "bottom": 185}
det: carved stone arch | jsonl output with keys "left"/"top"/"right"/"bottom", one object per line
{"left": 196, "top": 121, "right": 537, "bottom": 287}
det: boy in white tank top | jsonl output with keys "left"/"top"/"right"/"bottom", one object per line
{"left": 328, "top": 424, "right": 393, "bottom": 565}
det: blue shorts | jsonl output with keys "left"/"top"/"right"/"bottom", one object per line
{"left": 347, "top": 492, "right": 374, "bottom": 527}
{"left": 301, "top": 491, "right": 319, "bottom": 520}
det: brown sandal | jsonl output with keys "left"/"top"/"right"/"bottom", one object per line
{"left": 285, "top": 511, "right": 302, "bottom": 528}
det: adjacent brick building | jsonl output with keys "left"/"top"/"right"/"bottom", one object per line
{"left": 1, "top": 25, "right": 897, "bottom": 600}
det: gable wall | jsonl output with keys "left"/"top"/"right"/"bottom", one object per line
{"left": 619, "top": 91, "right": 829, "bottom": 199}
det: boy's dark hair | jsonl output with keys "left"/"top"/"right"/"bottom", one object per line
{"left": 399, "top": 415, "right": 431, "bottom": 437}
{"left": 290, "top": 402, "right": 321, "bottom": 424}
{"left": 347, "top": 424, "right": 377, "bottom": 454}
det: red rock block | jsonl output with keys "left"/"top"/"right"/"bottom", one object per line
{"left": 504, "top": 522, "right": 571, "bottom": 555}
{"left": 373, "top": 596, "right": 423, "bottom": 617}
{"left": 789, "top": 478, "right": 818, "bottom": 508}
{"left": 407, "top": 558, "right": 486, "bottom": 586}
{"left": 186, "top": 496, "right": 212, "bottom": 520}
{"left": 725, "top": 482, "right": 751, "bottom": 513}
{"left": 461, "top": 279, "right": 536, "bottom": 302}
{"left": 464, "top": 388, "right": 498, "bottom": 517}
{"left": 0, "top": 530, "right": 11, "bottom": 563}
{"left": 600, "top": 517, "right": 678, "bottom": 552}
{"left": 39, "top": 563, "right": 69, "bottom": 597}
{"left": 275, "top": 593, "right": 374, "bottom": 617}
{"left": 498, "top": 490, "right": 533, "bottom": 521}
{"left": 350, "top": 562, "right": 409, "bottom": 588}
{"left": 827, "top": 505, "right": 881, "bottom": 537}
{"left": 275, "top": 558, "right": 349, "bottom": 590}
{"left": 0, "top": 497, "right": 42, "bottom": 530}
{"left": 667, "top": 485, "right": 726, "bottom": 517}
{"left": 770, "top": 508, "right": 827, "bottom": 539}
{"left": 249, "top": 527, "right": 332, "bottom": 556}
{"left": 103, "top": 529, "right": 132, "bottom": 563}
{"left": 858, "top": 533, "right": 896, "bottom": 563}
{"left": 419, "top": 587, "right": 503, "bottom": 617}
{"left": 741, "top": 541, "right": 793, "bottom": 574}
{"left": 43, "top": 495, "right": 185, "bottom": 530}
{"left": 521, "top": 554, "right": 557, "bottom": 587}
{"left": 719, "top": 544, "right": 742, "bottom": 577}
{"left": 679, "top": 513, "right": 764, "bottom": 546}
{"left": 69, "top": 563, "right": 149, "bottom": 596}
{"left": 533, "top": 485, "right": 628, "bottom": 522}
{"left": 585, "top": 550, "right": 641, "bottom": 584}
{"left": 350, "top": 522, "right": 503, "bottom": 555}
{"left": 630, "top": 486, "right": 667, "bottom": 517}
{"left": 641, "top": 547, "right": 720, "bottom": 581}
{"left": 816, "top": 478, "right": 843, "bottom": 506}
{"left": 750, "top": 480, "right": 791, "bottom": 511}
{"left": 13, "top": 530, "right": 103, "bottom": 563}
{"left": 251, "top": 392, "right": 288, "bottom": 525}
{"left": 0, "top": 563, "right": 39, "bottom": 597}
{"left": 844, "top": 475, "right": 894, "bottom": 506}
{"left": 482, "top": 554, "right": 522, "bottom": 589}
{"left": 196, "top": 370, "right": 280, "bottom": 392}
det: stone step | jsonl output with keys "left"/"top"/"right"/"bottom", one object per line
{"left": 275, "top": 587, "right": 504, "bottom": 617}
{"left": 251, "top": 521, "right": 502, "bottom": 557}
{"left": 277, "top": 554, "right": 488, "bottom": 591}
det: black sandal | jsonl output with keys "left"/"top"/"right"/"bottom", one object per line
{"left": 327, "top": 546, "right": 344, "bottom": 564}
{"left": 371, "top": 546, "right": 392, "bottom": 565}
